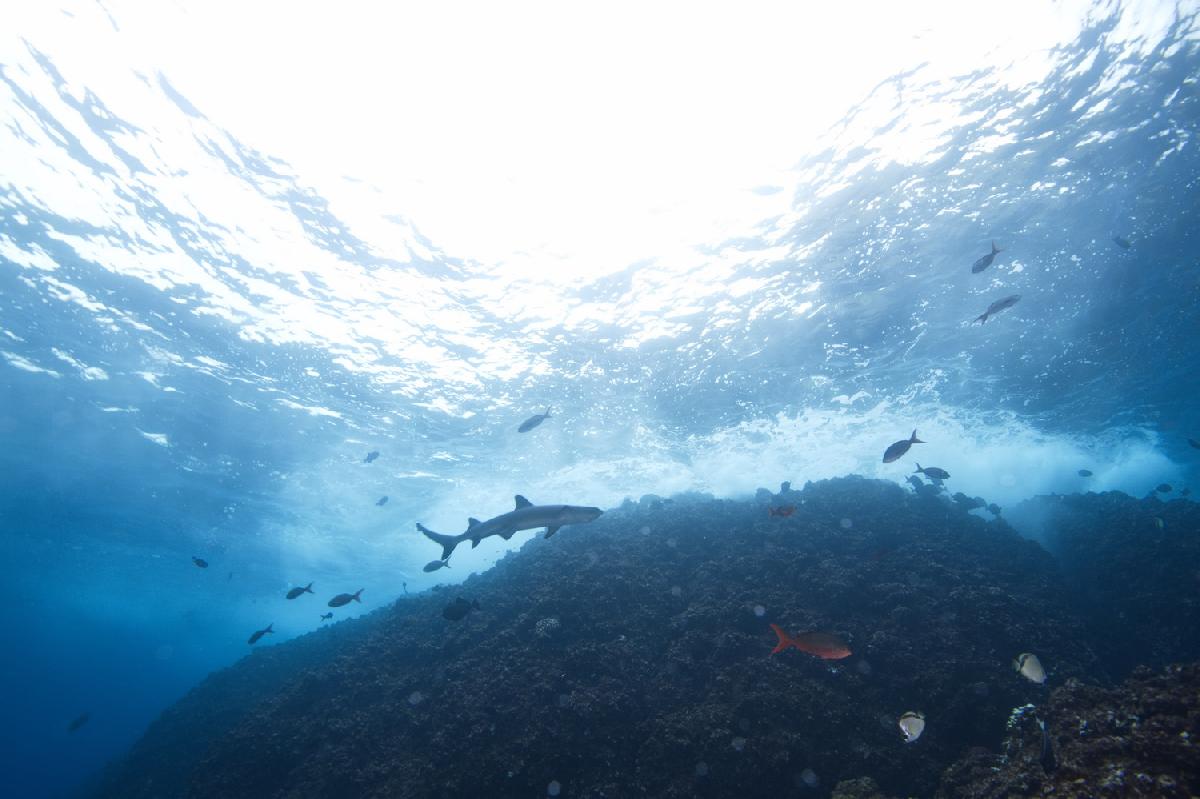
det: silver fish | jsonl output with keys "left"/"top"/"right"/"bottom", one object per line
{"left": 973, "top": 294, "right": 1021, "bottom": 324}
{"left": 883, "top": 430, "right": 924, "bottom": 463}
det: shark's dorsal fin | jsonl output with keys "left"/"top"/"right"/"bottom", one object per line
{"left": 514, "top": 495, "right": 532, "bottom": 509}
{"left": 467, "top": 517, "right": 482, "bottom": 529}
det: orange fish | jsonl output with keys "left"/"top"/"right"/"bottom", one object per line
{"left": 769, "top": 623, "right": 852, "bottom": 660}
{"left": 768, "top": 505, "right": 796, "bottom": 518}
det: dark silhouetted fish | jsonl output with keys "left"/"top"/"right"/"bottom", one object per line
{"left": 442, "top": 596, "right": 480, "bottom": 621}
{"left": 67, "top": 713, "right": 90, "bottom": 733}
{"left": 769, "top": 623, "right": 851, "bottom": 659}
{"left": 320, "top": 612, "right": 333, "bottom": 620}
{"left": 518, "top": 407, "right": 553, "bottom": 433}
{"left": 247, "top": 623, "right": 273, "bottom": 645}
{"left": 364, "top": 450, "right": 380, "bottom": 463}
{"left": 768, "top": 505, "right": 796, "bottom": 517}
{"left": 418, "top": 495, "right": 603, "bottom": 560}
{"left": 376, "top": 495, "right": 389, "bottom": 507}
{"left": 286, "top": 582, "right": 314, "bottom": 600}
{"left": 883, "top": 430, "right": 924, "bottom": 463}
{"left": 1156, "top": 483, "right": 1172, "bottom": 493}
{"left": 971, "top": 241, "right": 1003, "bottom": 273}
{"left": 191, "top": 556, "right": 208, "bottom": 568}
{"left": 1189, "top": 438, "right": 1200, "bottom": 450}
{"left": 987, "top": 503, "right": 1002, "bottom": 516}
{"left": 1112, "top": 235, "right": 1131, "bottom": 249}
{"left": 328, "top": 589, "right": 363, "bottom": 607}
{"left": 973, "top": 294, "right": 1020, "bottom": 324}
{"left": 423, "top": 559, "right": 451, "bottom": 573}
{"left": 1077, "top": 469, "right": 1093, "bottom": 477}
{"left": 914, "top": 463, "right": 949, "bottom": 480}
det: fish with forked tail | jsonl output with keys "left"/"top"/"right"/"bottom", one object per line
{"left": 418, "top": 495, "right": 603, "bottom": 560}
{"left": 328, "top": 589, "right": 363, "bottom": 607}
{"left": 914, "top": 463, "right": 949, "bottom": 480}
{"left": 973, "top": 294, "right": 1021, "bottom": 324}
{"left": 769, "top": 623, "right": 851, "bottom": 659}
{"left": 971, "top": 241, "right": 1003, "bottom": 273}
{"left": 518, "top": 407, "right": 552, "bottom": 433}
{"left": 247, "top": 623, "right": 273, "bottom": 645}
{"left": 285, "top": 582, "right": 314, "bottom": 600}
{"left": 883, "top": 430, "right": 924, "bottom": 463}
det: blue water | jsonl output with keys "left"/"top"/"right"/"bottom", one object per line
{"left": 2, "top": 2, "right": 1199, "bottom": 797}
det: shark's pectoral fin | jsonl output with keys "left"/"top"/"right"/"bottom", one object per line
{"left": 499, "top": 528, "right": 517, "bottom": 540}
{"left": 514, "top": 495, "right": 533, "bottom": 510}
{"left": 545, "top": 525, "right": 561, "bottom": 538}
{"left": 470, "top": 537, "right": 482, "bottom": 548}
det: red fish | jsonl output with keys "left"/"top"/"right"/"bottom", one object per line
{"left": 769, "top": 623, "right": 852, "bottom": 660}
{"left": 768, "top": 505, "right": 796, "bottom": 518}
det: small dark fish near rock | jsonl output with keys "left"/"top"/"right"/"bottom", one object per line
{"left": 883, "top": 430, "right": 924, "bottom": 463}
{"left": 914, "top": 463, "right": 949, "bottom": 480}
{"left": 191, "top": 556, "right": 208, "bottom": 568}
{"left": 973, "top": 294, "right": 1020, "bottom": 324}
{"left": 987, "top": 503, "right": 1002, "bottom": 516}
{"left": 1155, "top": 483, "right": 1172, "bottom": 493}
{"left": 442, "top": 596, "right": 480, "bottom": 621}
{"left": 319, "top": 612, "right": 333, "bottom": 621}
{"left": 768, "top": 505, "right": 796, "bottom": 517}
{"left": 328, "top": 589, "right": 364, "bottom": 607}
{"left": 247, "top": 623, "right": 273, "bottom": 645}
{"left": 1077, "top": 469, "right": 1093, "bottom": 477}
{"left": 1188, "top": 438, "right": 1200, "bottom": 450}
{"left": 376, "top": 495, "right": 389, "bottom": 507}
{"left": 518, "top": 407, "right": 553, "bottom": 433}
{"left": 286, "top": 582, "right": 314, "bottom": 600}
{"left": 1112, "top": 234, "right": 1131, "bottom": 249}
{"left": 363, "top": 450, "right": 380, "bottom": 463}
{"left": 423, "top": 559, "right": 451, "bottom": 573}
{"left": 67, "top": 712, "right": 90, "bottom": 733}
{"left": 971, "top": 240, "right": 1003, "bottom": 273}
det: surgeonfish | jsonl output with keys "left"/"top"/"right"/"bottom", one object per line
{"left": 883, "top": 430, "right": 925, "bottom": 463}
{"left": 768, "top": 624, "right": 851, "bottom": 660}
{"left": 423, "top": 559, "right": 451, "bottom": 573}
{"left": 914, "top": 463, "right": 950, "bottom": 480}
{"left": 328, "top": 589, "right": 364, "bottom": 608}
{"left": 285, "top": 582, "right": 314, "bottom": 600}
{"left": 247, "top": 623, "right": 274, "bottom": 645}
{"left": 898, "top": 711, "right": 925, "bottom": 743}
{"left": 1014, "top": 652, "right": 1046, "bottom": 684}
{"left": 518, "top": 407, "right": 553, "bottom": 433}
{"left": 971, "top": 241, "right": 1003, "bottom": 273}
{"left": 191, "top": 556, "right": 208, "bottom": 568}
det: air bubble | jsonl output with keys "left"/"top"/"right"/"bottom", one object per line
{"left": 839, "top": 518, "right": 853, "bottom": 529}
{"left": 408, "top": 691, "right": 424, "bottom": 706}
{"left": 547, "top": 780, "right": 562, "bottom": 796}
{"left": 753, "top": 605, "right": 766, "bottom": 617}
{"left": 800, "top": 768, "right": 819, "bottom": 788}
{"left": 670, "top": 586, "right": 682, "bottom": 597}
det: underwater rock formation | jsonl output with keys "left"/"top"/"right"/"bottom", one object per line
{"left": 938, "top": 662, "right": 1200, "bottom": 798}
{"left": 94, "top": 478, "right": 1129, "bottom": 798}
{"left": 1007, "top": 491, "right": 1200, "bottom": 677}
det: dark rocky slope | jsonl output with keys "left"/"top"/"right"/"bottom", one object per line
{"left": 92, "top": 477, "right": 1189, "bottom": 798}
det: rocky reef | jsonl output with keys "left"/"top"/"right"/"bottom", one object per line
{"left": 91, "top": 477, "right": 1198, "bottom": 798}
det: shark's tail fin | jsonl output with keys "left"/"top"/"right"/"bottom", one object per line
{"left": 418, "top": 523, "right": 460, "bottom": 560}
{"left": 769, "top": 623, "right": 798, "bottom": 654}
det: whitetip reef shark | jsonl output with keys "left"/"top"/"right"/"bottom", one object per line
{"left": 418, "top": 495, "right": 603, "bottom": 560}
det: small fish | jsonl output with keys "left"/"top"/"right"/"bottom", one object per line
{"left": 328, "top": 589, "right": 364, "bottom": 608}
{"left": 376, "top": 495, "right": 389, "bottom": 507}
{"left": 442, "top": 596, "right": 480, "bottom": 621}
{"left": 319, "top": 612, "right": 333, "bottom": 621}
{"left": 247, "top": 623, "right": 274, "bottom": 645}
{"left": 1189, "top": 438, "right": 1200, "bottom": 450}
{"left": 1112, "top": 234, "right": 1131, "bottom": 249}
{"left": 769, "top": 623, "right": 851, "bottom": 660}
{"left": 898, "top": 711, "right": 925, "bottom": 743}
{"left": 1154, "top": 517, "right": 1164, "bottom": 530}
{"left": 1077, "top": 469, "right": 1093, "bottom": 477}
{"left": 191, "top": 556, "right": 208, "bottom": 568}
{"left": 768, "top": 505, "right": 796, "bottom": 518}
{"left": 971, "top": 240, "right": 1003, "bottom": 273}
{"left": 987, "top": 503, "right": 1002, "bottom": 516}
{"left": 1156, "top": 483, "right": 1172, "bottom": 493}
{"left": 1014, "top": 652, "right": 1046, "bottom": 684}
{"left": 364, "top": 450, "right": 380, "bottom": 463}
{"left": 1038, "top": 717, "right": 1057, "bottom": 772}
{"left": 423, "top": 559, "right": 451, "bottom": 573}
{"left": 914, "top": 463, "right": 949, "bottom": 480}
{"left": 883, "top": 430, "right": 925, "bottom": 463}
{"left": 518, "top": 407, "right": 553, "bottom": 433}
{"left": 285, "top": 582, "right": 314, "bottom": 600}
{"left": 67, "top": 712, "right": 90, "bottom": 733}
{"left": 973, "top": 294, "right": 1021, "bottom": 324}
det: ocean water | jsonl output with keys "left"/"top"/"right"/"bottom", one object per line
{"left": 1, "top": 2, "right": 1198, "bottom": 797}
